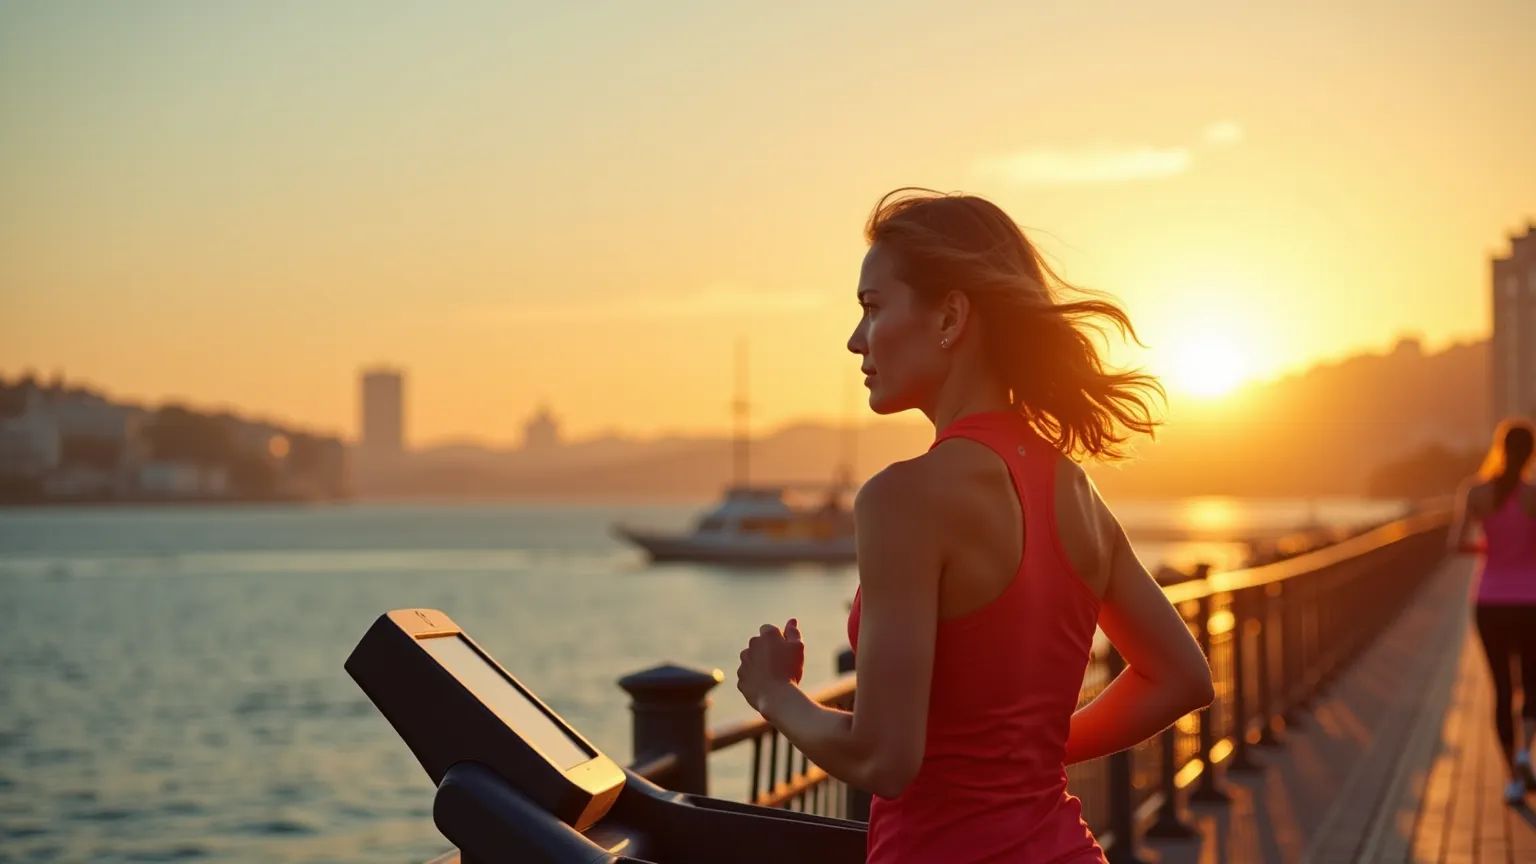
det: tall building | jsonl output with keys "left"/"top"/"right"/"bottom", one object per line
{"left": 1491, "top": 224, "right": 1536, "bottom": 426}
{"left": 522, "top": 404, "right": 562, "bottom": 452}
{"left": 359, "top": 368, "right": 405, "bottom": 455}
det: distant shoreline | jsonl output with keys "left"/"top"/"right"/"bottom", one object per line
{"left": 0, "top": 494, "right": 332, "bottom": 509}
{"left": 0, "top": 491, "right": 1426, "bottom": 510}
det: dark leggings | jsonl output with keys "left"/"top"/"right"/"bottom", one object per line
{"left": 1474, "top": 604, "right": 1536, "bottom": 758}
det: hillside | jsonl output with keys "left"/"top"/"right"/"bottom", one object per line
{"left": 358, "top": 337, "right": 1492, "bottom": 500}
{"left": 1089, "top": 336, "right": 1491, "bottom": 497}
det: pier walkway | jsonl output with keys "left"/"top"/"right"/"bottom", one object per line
{"left": 1141, "top": 556, "right": 1536, "bottom": 864}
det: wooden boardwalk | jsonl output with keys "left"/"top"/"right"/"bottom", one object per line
{"left": 1139, "top": 556, "right": 1536, "bottom": 864}
{"left": 1389, "top": 622, "right": 1536, "bottom": 862}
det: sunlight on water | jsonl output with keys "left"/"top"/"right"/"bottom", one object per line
{"left": 1180, "top": 497, "right": 1245, "bottom": 533}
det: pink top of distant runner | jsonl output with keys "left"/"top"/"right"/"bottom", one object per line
{"left": 847, "top": 410, "right": 1106, "bottom": 864}
{"left": 1475, "top": 487, "right": 1536, "bottom": 606}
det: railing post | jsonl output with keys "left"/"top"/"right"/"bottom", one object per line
{"left": 1103, "top": 647, "right": 1155, "bottom": 864}
{"left": 1227, "top": 588, "right": 1261, "bottom": 773}
{"left": 1314, "top": 569, "right": 1339, "bottom": 690}
{"left": 834, "top": 646, "right": 871, "bottom": 821}
{"left": 836, "top": 646, "right": 856, "bottom": 675}
{"left": 1145, "top": 724, "right": 1198, "bottom": 837}
{"left": 1332, "top": 569, "right": 1352, "bottom": 668}
{"left": 1279, "top": 582, "right": 1304, "bottom": 727}
{"left": 1343, "top": 563, "right": 1366, "bottom": 666}
{"left": 1255, "top": 584, "right": 1284, "bottom": 747}
{"left": 1303, "top": 575, "right": 1324, "bottom": 708}
{"left": 1191, "top": 591, "right": 1233, "bottom": 801}
{"left": 617, "top": 663, "right": 723, "bottom": 796}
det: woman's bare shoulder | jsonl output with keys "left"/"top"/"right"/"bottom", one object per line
{"left": 854, "top": 453, "right": 957, "bottom": 520}
{"left": 1051, "top": 455, "right": 1115, "bottom": 594}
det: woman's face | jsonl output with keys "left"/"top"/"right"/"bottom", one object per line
{"left": 846, "top": 244, "right": 947, "bottom": 415}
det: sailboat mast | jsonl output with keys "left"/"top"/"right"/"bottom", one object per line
{"left": 839, "top": 372, "right": 857, "bottom": 488}
{"left": 733, "top": 338, "right": 749, "bottom": 487}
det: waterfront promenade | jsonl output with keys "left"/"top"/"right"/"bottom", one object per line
{"left": 1140, "top": 555, "right": 1536, "bottom": 863}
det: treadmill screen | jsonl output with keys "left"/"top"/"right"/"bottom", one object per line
{"left": 420, "top": 634, "right": 593, "bottom": 771}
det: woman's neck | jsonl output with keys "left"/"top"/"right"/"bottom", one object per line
{"left": 926, "top": 381, "right": 1013, "bottom": 434}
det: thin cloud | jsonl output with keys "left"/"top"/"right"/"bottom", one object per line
{"left": 655, "top": 283, "right": 827, "bottom": 318}
{"left": 1202, "top": 120, "right": 1245, "bottom": 146}
{"left": 976, "top": 120, "right": 1244, "bottom": 188}
{"left": 476, "top": 283, "right": 828, "bottom": 324}
{"left": 974, "top": 144, "right": 1193, "bottom": 187}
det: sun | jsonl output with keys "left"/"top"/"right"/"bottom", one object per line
{"left": 1170, "top": 333, "right": 1248, "bottom": 398}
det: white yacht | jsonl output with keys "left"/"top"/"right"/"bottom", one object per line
{"left": 614, "top": 481, "right": 856, "bottom": 566}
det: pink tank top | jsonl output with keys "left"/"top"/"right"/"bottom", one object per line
{"left": 847, "top": 410, "right": 1106, "bottom": 864}
{"left": 1475, "top": 487, "right": 1536, "bottom": 605}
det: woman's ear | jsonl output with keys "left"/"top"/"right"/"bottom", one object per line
{"left": 939, "top": 289, "right": 973, "bottom": 345}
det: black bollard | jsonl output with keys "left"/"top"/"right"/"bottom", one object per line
{"left": 617, "top": 663, "right": 723, "bottom": 796}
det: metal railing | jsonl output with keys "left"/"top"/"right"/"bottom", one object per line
{"left": 710, "top": 676, "right": 861, "bottom": 818}
{"left": 616, "top": 508, "right": 1451, "bottom": 860}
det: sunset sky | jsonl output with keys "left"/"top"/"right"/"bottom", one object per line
{"left": 3, "top": 1, "right": 1533, "bottom": 445}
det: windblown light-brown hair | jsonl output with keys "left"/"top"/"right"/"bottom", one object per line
{"left": 865, "top": 187, "right": 1164, "bottom": 461}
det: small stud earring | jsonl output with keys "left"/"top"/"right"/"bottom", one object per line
{"left": 940, "top": 338, "right": 950, "bottom": 349}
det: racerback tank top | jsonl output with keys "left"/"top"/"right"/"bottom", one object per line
{"left": 1475, "top": 486, "right": 1536, "bottom": 606}
{"left": 847, "top": 410, "right": 1106, "bottom": 863}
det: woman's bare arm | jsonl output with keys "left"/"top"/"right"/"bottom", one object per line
{"left": 752, "top": 462, "right": 941, "bottom": 799}
{"left": 1449, "top": 480, "right": 1485, "bottom": 554}
{"left": 1063, "top": 501, "right": 1214, "bottom": 766}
